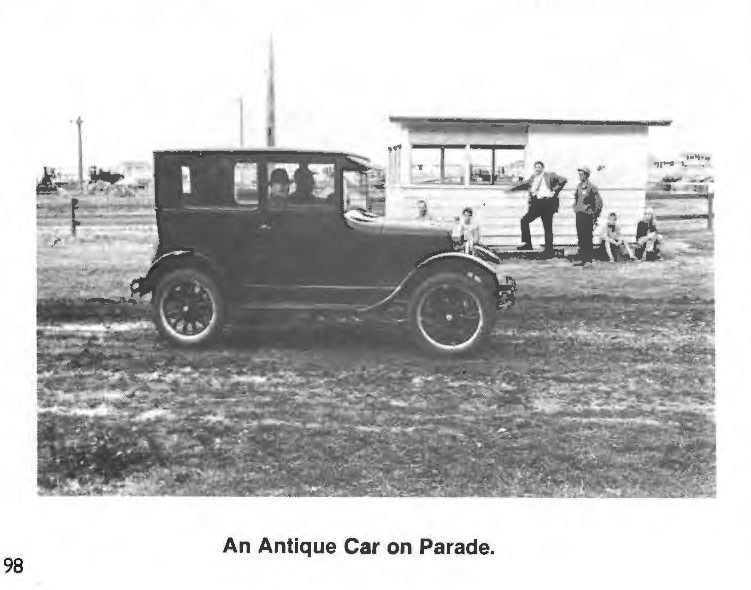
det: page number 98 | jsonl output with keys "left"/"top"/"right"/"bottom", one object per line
{"left": 3, "top": 558, "right": 23, "bottom": 574}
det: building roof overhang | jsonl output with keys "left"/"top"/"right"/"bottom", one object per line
{"left": 389, "top": 115, "right": 672, "bottom": 127}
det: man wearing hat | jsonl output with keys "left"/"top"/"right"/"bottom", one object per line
{"left": 572, "top": 166, "right": 603, "bottom": 266}
{"left": 512, "top": 160, "right": 568, "bottom": 258}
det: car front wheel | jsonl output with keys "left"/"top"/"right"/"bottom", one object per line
{"left": 152, "top": 268, "right": 225, "bottom": 346}
{"left": 407, "top": 271, "right": 496, "bottom": 356}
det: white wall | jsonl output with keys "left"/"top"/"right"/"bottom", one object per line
{"left": 386, "top": 185, "right": 645, "bottom": 247}
{"left": 406, "top": 122, "right": 528, "bottom": 146}
{"left": 525, "top": 124, "right": 649, "bottom": 189}
{"left": 385, "top": 123, "right": 651, "bottom": 246}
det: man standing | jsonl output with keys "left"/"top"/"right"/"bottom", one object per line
{"left": 512, "top": 160, "right": 567, "bottom": 257}
{"left": 572, "top": 166, "right": 603, "bottom": 266}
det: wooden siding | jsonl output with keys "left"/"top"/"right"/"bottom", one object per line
{"left": 385, "top": 186, "right": 646, "bottom": 246}
{"left": 525, "top": 125, "right": 649, "bottom": 189}
{"left": 384, "top": 122, "right": 652, "bottom": 246}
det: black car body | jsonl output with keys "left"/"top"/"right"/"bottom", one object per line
{"left": 132, "top": 149, "right": 516, "bottom": 355}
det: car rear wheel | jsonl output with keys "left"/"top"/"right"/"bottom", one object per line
{"left": 152, "top": 268, "right": 225, "bottom": 346}
{"left": 407, "top": 271, "right": 496, "bottom": 356}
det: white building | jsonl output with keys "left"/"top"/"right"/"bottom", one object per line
{"left": 118, "top": 160, "right": 154, "bottom": 188}
{"left": 385, "top": 115, "right": 671, "bottom": 247}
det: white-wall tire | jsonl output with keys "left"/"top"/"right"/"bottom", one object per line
{"left": 152, "top": 268, "right": 225, "bottom": 346}
{"left": 407, "top": 271, "right": 496, "bottom": 356}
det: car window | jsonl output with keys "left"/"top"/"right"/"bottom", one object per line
{"left": 343, "top": 170, "right": 367, "bottom": 210}
{"left": 234, "top": 162, "right": 258, "bottom": 205}
{"left": 266, "top": 161, "right": 336, "bottom": 208}
{"left": 180, "top": 165, "right": 191, "bottom": 195}
{"left": 177, "top": 157, "right": 233, "bottom": 207}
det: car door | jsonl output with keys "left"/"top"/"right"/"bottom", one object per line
{"left": 158, "top": 154, "right": 265, "bottom": 305}
{"left": 243, "top": 158, "right": 394, "bottom": 307}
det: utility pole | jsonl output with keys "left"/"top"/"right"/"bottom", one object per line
{"left": 238, "top": 97, "right": 245, "bottom": 147}
{"left": 72, "top": 116, "right": 84, "bottom": 191}
{"left": 266, "top": 36, "right": 276, "bottom": 147}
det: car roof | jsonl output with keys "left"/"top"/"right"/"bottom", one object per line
{"left": 154, "top": 148, "right": 371, "bottom": 171}
{"left": 154, "top": 147, "right": 369, "bottom": 159}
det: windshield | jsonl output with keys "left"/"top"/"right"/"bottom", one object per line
{"left": 343, "top": 169, "right": 385, "bottom": 216}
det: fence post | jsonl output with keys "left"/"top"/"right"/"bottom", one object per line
{"left": 71, "top": 197, "right": 81, "bottom": 236}
{"left": 707, "top": 192, "right": 714, "bottom": 230}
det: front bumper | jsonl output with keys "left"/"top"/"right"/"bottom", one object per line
{"left": 496, "top": 275, "right": 517, "bottom": 310}
{"left": 130, "top": 276, "right": 149, "bottom": 297}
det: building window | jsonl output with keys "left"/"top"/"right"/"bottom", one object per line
{"left": 469, "top": 146, "right": 525, "bottom": 186}
{"left": 411, "top": 147, "right": 441, "bottom": 184}
{"left": 411, "top": 145, "right": 466, "bottom": 185}
{"left": 180, "top": 165, "right": 191, "bottom": 195}
{"left": 443, "top": 147, "right": 465, "bottom": 185}
{"left": 234, "top": 162, "right": 258, "bottom": 204}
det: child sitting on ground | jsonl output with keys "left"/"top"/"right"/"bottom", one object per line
{"left": 635, "top": 208, "right": 662, "bottom": 261}
{"left": 600, "top": 212, "right": 635, "bottom": 262}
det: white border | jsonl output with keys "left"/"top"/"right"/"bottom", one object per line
{"left": 2, "top": 0, "right": 749, "bottom": 588}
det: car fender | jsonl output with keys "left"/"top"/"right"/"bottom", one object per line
{"left": 130, "top": 249, "right": 224, "bottom": 296}
{"left": 360, "top": 250, "right": 502, "bottom": 312}
{"left": 415, "top": 251, "right": 501, "bottom": 289}
{"left": 471, "top": 244, "right": 502, "bottom": 265}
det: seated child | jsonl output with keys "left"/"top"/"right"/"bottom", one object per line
{"left": 600, "top": 212, "right": 635, "bottom": 262}
{"left": 635, "top": 208, "right": 662, "bottom": 261}
{"left": 452, "top": 206, "right": 481, "bottom": 253}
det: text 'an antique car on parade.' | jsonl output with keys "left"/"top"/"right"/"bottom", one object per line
{"left": 131, "top": 149, "right": 516, "bottom": 355}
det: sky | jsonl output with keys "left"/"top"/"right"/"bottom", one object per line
{"left": 3, "top": 0, "right": 735, "bottom": 173}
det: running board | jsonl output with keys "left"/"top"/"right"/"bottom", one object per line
{"left": 237, "top": 302, "right": 365, "bottom": 312}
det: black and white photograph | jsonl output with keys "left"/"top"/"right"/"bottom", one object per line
{"left": 3, "top": 0, "right": 750, "bottom": 587}
{"left": 33, "top": 5, "right": 716, "bottom": 499}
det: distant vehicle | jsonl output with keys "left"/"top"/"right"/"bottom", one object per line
{"left": 131, "top": 149, "right": 516, "bottom": 355}
{"left": 36, "top": 167, "right": 59, "bottom": 195}
{"left": 89, "top": 166, "right": 124, "bottom": 185}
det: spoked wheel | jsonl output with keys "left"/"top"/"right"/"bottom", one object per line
{"left": 153, "top": 268, "right": 225, "bottom": 346}
{"left": 407, "top": 271, "right": 496, "bottom": 356}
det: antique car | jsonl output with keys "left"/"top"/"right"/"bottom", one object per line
{"left": 131, "top": 149, "right": 516, "bottom": 355}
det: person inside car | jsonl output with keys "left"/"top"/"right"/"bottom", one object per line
{"left": 292, "top": 161, "right": 315, "bottom": 201}
{"left": 269, "top": 167, "right": 291, "bottom": 203}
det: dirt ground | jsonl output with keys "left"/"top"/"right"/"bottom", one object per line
{"left": 36, "top": 194, "right": 715, "bottom": 496}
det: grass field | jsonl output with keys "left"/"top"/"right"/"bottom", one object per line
{"left": 36, "top": 192, "right": 715, "bottom": 496}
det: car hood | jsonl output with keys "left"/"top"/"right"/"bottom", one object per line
{"left": 343, "top": 209, "right": 453, "bottom": 237}
{"left": 342, "top": 209, "right": 502, "bottom": 266}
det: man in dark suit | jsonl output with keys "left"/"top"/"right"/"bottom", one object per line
{"left": 511, "top": 160, "right": 567, "bottom": 257}
{"left": 571, "top": 166, "right": 603, "bottom": 266}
